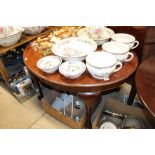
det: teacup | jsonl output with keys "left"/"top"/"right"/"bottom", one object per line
{"left": 111, "top": 33, "right": 139, "bottom": 49}
{"left": 102, "top": 41, "right": 134, "bottom": 62}
{"left": 86, "top": 51, "right": 122, "bottom": 80}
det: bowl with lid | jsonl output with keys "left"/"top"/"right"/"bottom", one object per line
{"left": 52, "top": 37, "right": 97, "bottom": 61}
{"left": 37, "top": 55, "right": 62, "bottom": 73}
{"left": 59, "top": 60, "right": 86, "bottom": 79}
{"left": 111, "top": 33, "right": 139, "bottom": 49}
{"left": 86, "top": 51, "right": 122, "bottom": 80}
{"left": 102, "top": 41, "right": 134, "bottom": 62}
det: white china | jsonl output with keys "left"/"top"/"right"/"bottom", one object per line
{"left": 0, "top": 26, "right": 23, "bottom": 38}
{"left": 52, "top": 37, "right": 97, "bottom": 61}
{"left": 77, "top": 27, "right": 114, "bottom": 45}
{"left": 59, "top": 60, "right": 86, "bottom": 79}
{"left": 102, "top": 41, "right": 134, "bottom": 62}
{"left": 111, "top": 33, "right": 139, "bottom": 49}
{"left": 37, "top": 55, "right": 62, "bottom": 73}
{"left": 0, "top": 26, "right": 24, "bottom": 46}
{"left": 86, "top": 52, "right": 122, "bottom": 80}
{"left": 24, "top": 26, "right": 46, "bottom": 35}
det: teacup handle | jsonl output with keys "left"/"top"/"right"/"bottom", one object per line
{"left": 124, "top": 52, "right": 134, "bottom": 62}
{"left": 131, "top": 40, "right": 139, "bottom": 49}
{"left": 114, "top": 61, "right": 122, "bottom": 72}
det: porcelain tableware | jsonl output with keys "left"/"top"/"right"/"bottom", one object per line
{"left": 0, "top": 26, "right": 24, "bottom": 46}
{"left": 37, "top": 55, "right": 62, "bottom": 73}
{"left": 52, "top": 37, "right": 97, "bottom": 61}
{"left": 24, "top": 26, "right": 46, "bottom": 35}
{"left": 102, "top": 41, "right": 134, "bottom": 62}
{"left": 77, "top": 27, "right": 114, "bottom": 45}
{"left": 86, "top": 51, "right": 122, "bottom": 80}
{"left": 59, "top": 60, "right": 86, "bottom": 79}
{"left": 111, "top": 33, "right": 139, "bottom": 49}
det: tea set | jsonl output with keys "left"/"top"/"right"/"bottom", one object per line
{"left": 37, "top": 26, "right": 139, "bottom": 80}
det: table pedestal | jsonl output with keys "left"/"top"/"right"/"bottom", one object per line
{"left": 78, "top": 92, "right": 101, "bottom": 129}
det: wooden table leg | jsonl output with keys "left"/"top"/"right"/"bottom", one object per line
{"left": 127, "top": 82, "right": 136, "bottom": 105}
{"left": 35, "top": 78, "right": 44, "bottom": 100}
{"left": 78, "top": 91, "right": 101, "bottom": 129}
{"left": 30, "top": 74, "right": 44, "bottom": 100}
{"left": 127, "top": 74, "right": 137, "bottom": 105}
{"left": 0, "top": 57, "right": 9, "bottom": 84}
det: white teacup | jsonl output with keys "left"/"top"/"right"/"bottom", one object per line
{"left": 102, "top": 41, "right": 134, "bottom": 62}
{"left": 111, "top": 33, "right": 139, "bottom": 49}
{"left": 86, "top": 52, "right": 122, "bottom": 80}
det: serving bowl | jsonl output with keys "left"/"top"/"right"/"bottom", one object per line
{"left": 86, "top": 51, "right": 122, "bottom": 80}
{"left": 23, "top": 26, "right": 46, "bottom": 35}
{"left": 52, "top": 37, "right": 97, "bottom": 61}
{"left": 111, "top": 33, "right": 139, "bottom": 49}
{"left": 37, "top": 55, "right": 62, "bottom": 73}
{"left": 0, "top": 26, "right": 24, "bottom": 46}
{"left": 0, "top": 26, "right": 23, "bottom": 38}
{"left": 59, "top": 60, "right": 86, "bottom": 79}
{"left": 102, "top": 41, "right": 134, "bottom": 62}
{"left": 77, "top": 27, "right": 114, "bottom": 45}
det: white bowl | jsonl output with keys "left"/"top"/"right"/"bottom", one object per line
{"left": 0, "top": 31, "right": 22, "bottom": 47}
{"left": 37, "top": 55, "right": 62, "bottom": 73}
{"left": 102, "top": 41, "right": 134, "bottom": 62}
{"left": 86, "top": 52, "right": 122, "bottom": 80}
{"left": 0, "top": 26, "right": 23, "bottom": 38}
{"left": 59, "top": 60, "right": 86, "bottom": 79}
{"left": 111, "top": 33, "right": 139, "bottom": 49}
{"left": 24, "top": 26, "right": 46, "bottom": 35}
{"left": 77, "top": 27, "right": 114, "bottom": 45}
{"left": 0, "top": 27, "right": 23, "bottom": 47}
{"left": 52, "top": 37, "right": 97, "bottom": 61}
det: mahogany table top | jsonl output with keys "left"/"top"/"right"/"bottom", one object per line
{"left": 136, "top": 56, "right": 155, "bottom": 117}
{"left": 23, "top": 45, "right": 138, "bottom": 93}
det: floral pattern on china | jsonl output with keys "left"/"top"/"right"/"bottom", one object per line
{"left": 59, "top": 60, "right": 86, "bottom": 79}
{"left": 63, "top": 48, "right": 84, "bottom": 57}
{"left": 87, "top": 26, "right": 108, "bottom": 40}
{"left": 0, "top": 26, "right": 23, "bottom": 38}
{"left": 37, "top": 56, "right": 62, "bottom": 73}
{"left": 77, "top": 26, "right": 114, "bottom": 45}
{"left": 52, "top": 37, "right": 97, "bottom": 61}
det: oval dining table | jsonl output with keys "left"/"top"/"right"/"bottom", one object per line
{"left": 23, "top": 45, "right": 138, "bottom": 128}
{"left": 135, "top": 55, "right": 155, "bottom": 118}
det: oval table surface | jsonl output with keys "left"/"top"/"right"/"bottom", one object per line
{"left": 135, "top": 56, "right": 155, "bottom": 118}
{"left": 23, "top": 45, "right": 138, "bottom": 93}
{"left": 23, "top": 45, "right": 138, "bottom": 128}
